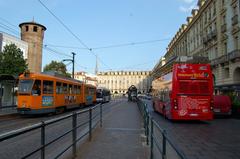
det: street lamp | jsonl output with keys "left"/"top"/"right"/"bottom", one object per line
{"left": 62, "top": 52, "right": 76, "bottom": 78}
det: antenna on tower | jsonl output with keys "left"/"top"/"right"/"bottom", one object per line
{"left": 32, "top": 17, "right": 35, "bottom": 22}
{"left": 95, "top": 55, "right": 98, "bottom": 75}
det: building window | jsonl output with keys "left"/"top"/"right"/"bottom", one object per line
{"left": 33, "top": 26, "right": 38, "bottom": 32}
{"left": 234, "top": 36, "right": 239, "bottom": 50}
{"left": 224, "top": 68, "right": 230, "bottom": 78}
{"left": 215, "top": 47, "right": 218, "bottom": 59}
{"left": 222, "top": 0, "right": 225, "bottom": 7}
{"left": 213, "top": 1, "right": 216, "bottom": 16}
{"left": 25, "top": 26, "right": 29, "bottom": 31}
{"left": 233, "top": 5, "right": 237, "bottom": 15}
{"left": 224, "top": 42, "right": 227, "bottom": 54}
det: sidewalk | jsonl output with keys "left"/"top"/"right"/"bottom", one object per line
{"left": 0, "top": 106, "right": 17, "bottom": 117}
{"left": 74, "top": 100, "right": 149, "bottom": 159}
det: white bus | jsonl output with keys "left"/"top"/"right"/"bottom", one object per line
{"left": 96, "top": 87, "right": 111, "bottom": 103}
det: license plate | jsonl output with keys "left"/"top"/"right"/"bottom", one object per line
{"left": 214, "top": 109, "right": 220, "bottom": 113}
{"left": 190, "top": 113, "right": 198, "bottom": 116}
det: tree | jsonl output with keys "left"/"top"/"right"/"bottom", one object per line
{"left": 0, "top": 44, "right": 28, "bottom": 75}
{"left": 43, "top": 60, "right": 71, "bottom": 78}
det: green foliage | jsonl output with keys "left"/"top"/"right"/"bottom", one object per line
{"left": 43, "top": 60, "right": 71, "bottom": 78}
{"left": 0, "top": 44, "right": 28, "bottom": 75}
{"left": 232, "top": 96, "right": 240, "bottom": 108}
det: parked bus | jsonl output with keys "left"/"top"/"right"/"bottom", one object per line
{"left": 96, "top": 87, "right": 111, "bottom": 103}
{"left": 17, "top": 72, "right": 96, "bottom": 114}
{"left": 152, "top": 56, "right": 214, "bottom": 120}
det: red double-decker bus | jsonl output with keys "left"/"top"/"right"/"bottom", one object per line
{"left": 152, "top": 56, "right": 214, "bottom": 120}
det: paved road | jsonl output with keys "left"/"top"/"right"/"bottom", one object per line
{"left": 144, "top": 99, "right": 240, "bottom": 159}
{"left": 0, "top": 98, "right": 123, "bottom": 159}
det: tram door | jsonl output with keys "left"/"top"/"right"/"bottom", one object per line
{"left": 32, "top": 80, "right": 42, "bottom": 109}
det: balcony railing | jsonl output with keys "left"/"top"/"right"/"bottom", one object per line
{"left": 211, "top": 50, "right": 240, "bottom": 66}
{"left": 221, "top": 24, "right": 227, "bottom": 33}
{"left": 219, "top": 54, "right": 229, "bottom": 64}
{"left": 210, "top": 58, "right": 219, "bottom": 66}
{"left": 229, "top": 49, "right": 240, "bottom": 60}
{"left": 232, "top": 15, "right": 238, "bottom": 26}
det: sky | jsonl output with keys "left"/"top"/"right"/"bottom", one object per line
{"left": 0, "top": 0, "right": 198, "bottom": 74}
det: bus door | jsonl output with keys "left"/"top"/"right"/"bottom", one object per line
{"left": 31, "top": 80, "right": 42, "bottom": 109}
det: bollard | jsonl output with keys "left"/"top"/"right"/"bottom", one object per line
{"left": 72, "top": 112, "right": 77, "bottom": 157}
{"left": 41, "top": 121, "right": 45, "bottom": 159}
{"left": 162, "top": 130, "right": 167, "bottom": 159}
{"left": 100, "top": 104, "right": 103, "bottom": 127}
{"left": 89, "top": 108, "right": 92, "bottom": 141}
{"left": 150, "top": 118, "right": 154, "bottom": 159}
{"left": 146, "top": 114, "right": 149, "bottom": 145}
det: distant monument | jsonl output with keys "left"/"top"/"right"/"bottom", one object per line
{"left": 19, "top": 21, "right": 46, "bottom": 73}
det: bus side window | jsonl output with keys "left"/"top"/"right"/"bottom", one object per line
{"left": 32, "top": 80, "right": 41, "bottom": 95}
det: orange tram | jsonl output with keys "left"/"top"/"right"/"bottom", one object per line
{"left": 17, "top": 72, "right": 96, "bottom": 115}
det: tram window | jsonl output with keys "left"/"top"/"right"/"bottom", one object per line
{"left": 32, "top": 80, "right": 41, "bottom": 95}
{"left": 89, "top": 88, "right": 95, "bottom": 95}
{"left": 56, "top": 82, "right": 62, "bottom": 94}
{"left": 73, "top": 85, "right": 77, "bottom": 94}
{"left": 63, "top": 83, "right": 68, "bottom": 94}
{"left": 77, "top": 86, "right": 81, "bottom": 94}
{"left": 69, "top": 84, "right": 73, "bottom": 94}
{"left": 43, "top": 81, "right": 53, "bottom": 94}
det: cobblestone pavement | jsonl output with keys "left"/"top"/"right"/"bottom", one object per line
{"left": 145, "top": 100, "right": 240, "bottom": 159}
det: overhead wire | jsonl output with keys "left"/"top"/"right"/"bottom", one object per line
{"left": 115, "top": 60, "right": 158, "bottom": 70}
{"left": 0, "top": 22, "right": 19, "bottom": 36}
{"left": 43, "top": 45, "right": 72, "bottom": 58}
{"left": 0, "top": 17, "right": 91, "bottom": 72}
{"left": 0, "top": 17, "right": 19, "bottom": 30}
{"left": 37, "top": 0, "right": 112, "bottom": 71}
{"left": 0, "top": 17, "right": 93, "bottom": 70}
{"left": 45, "top": 38, "right": 171, "bottom": 50}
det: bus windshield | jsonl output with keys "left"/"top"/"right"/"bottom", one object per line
{"left": 97, "top": 92, "right": 102, "bottom": 98}
{"left": 18, "top": 79, "right": 33, "bottom": 94}
{"left": 178, "top": 80, "right": 210, "bottom": 95}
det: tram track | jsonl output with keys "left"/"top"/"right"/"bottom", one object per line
{"left": 0, "top": 97, "right": 124, "bottom": 134}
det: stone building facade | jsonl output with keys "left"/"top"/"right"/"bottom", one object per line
{"left": 153, "top": 0, "right": 240, "bottom": 94}
{"left": 97, "top": 71, "right": 152, "bottom": 94}
{"left": 19, "top": 21, "right": 46, "bottom": 73}
{"left": 74, "top": 72, "right": 98, "bottom": 86}
{"left": 0, "top": 32, "right": 28, "bottom": 58}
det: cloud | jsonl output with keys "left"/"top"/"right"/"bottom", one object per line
{"left": 179, "top": 5, "right": 196, "bottom": 13}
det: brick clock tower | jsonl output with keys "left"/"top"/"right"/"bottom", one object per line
{"left": 19, "top": 21, "right": 46, "bottom": 73}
